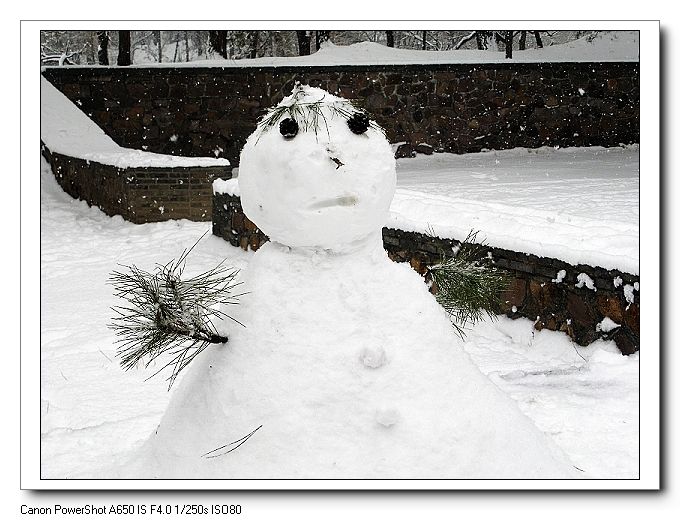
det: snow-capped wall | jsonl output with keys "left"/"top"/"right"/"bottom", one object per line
{"left": 41, "top": 75, "right": 232, "bottom": 222}
{"left": 42, "top": 59, "right": 639, "bottom": 165}
{"left": 41, "top": 143, "right": 231, "bottom": 223}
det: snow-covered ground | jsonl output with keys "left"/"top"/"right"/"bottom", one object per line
{"left": 39, "top": 147, "right": 639, "bottom": 481}
{"left": 392, "top": 145, "right": 640, "bottom": 274}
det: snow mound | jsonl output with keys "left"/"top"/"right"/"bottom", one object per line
{"left": 113, "top": 241, "right": 581, "bottom": 479}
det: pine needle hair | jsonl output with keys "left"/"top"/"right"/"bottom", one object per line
{"left": 255, "top": 83, "right": 385, "bottom": 143}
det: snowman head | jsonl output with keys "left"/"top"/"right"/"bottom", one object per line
{"left": 238, "top": 84, "right": 396, "bottom": 252}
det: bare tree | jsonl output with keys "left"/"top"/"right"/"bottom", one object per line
{"left": 297, "top": 31, "right": 311, "bottom": 56}
{"left": 518, "top": 31, "right": 543, "bottom": 50}
{"left": 504, "top": 30, "right": 514, "bottom": 58}
{"left": 154, "top": 30, "right": 162, "bottom": 62}
{"left": 455, "top": 31, "right": 492, "bottom": 50}
{"left": 249, "top": 32, "right": 259, "bottom": 59}
{"left": 118, "top": 30, "right": 131, "bottom": 66}
{"left": 40, "top": 31, "right": 92, "bottom": 65}
{"left": 97, "top": 31, "right": 109, "bottom": 65}
{"left": 209, "top": 30, "right": 228, "bottom": 58}
{"left": 533, "top": 31, "right": 543, "bottom": 48}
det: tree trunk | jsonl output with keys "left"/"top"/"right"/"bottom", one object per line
{"left": 533, "top": 31, "right": 543, "bottom": 48}
{"left": 173, "top": 34, "right": 180, "bottom": 63}
{"left": 117, "top": 31, "right": 131, "bottom": 66}
{"left": 505, "top": 30, "right": 514, "bottom": 59}
{"left": 155, "top": 30, "right": 162, "bottom": 63}
{"left": 209, "top": 31, "right": 228, "bottom": 59}
{"left": 297, "top": 31, "right": 311, "bottom": 56}
{"left": 519, "top": 31, "right": 527, "bottom": 50}
{"left": 422, "top": 30, "right": 427, "bottom": 50}
{"left": 386, "top": 30, "right": 394, "bottom": 48}
{"left": 97, "top": 31, "right": 109, "bottom": 65}
{"left": 250, "top": 31, "right": 259, "bottom": 59}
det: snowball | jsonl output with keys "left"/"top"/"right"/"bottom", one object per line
{"left": 238, "top": 85, "right": 396, "bottom": 252}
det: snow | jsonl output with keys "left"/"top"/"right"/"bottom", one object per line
{"left": 624, "top": 284, "right": 636, "bottom": 306}
{"left": 391, "top": 146, "right": 640, "bottom": 274}
{"left": 217, "top": 145, "right": 639, "bottom": 274}
{"left": 40, "top": 76, "right": 230, "bottom": 168}
{"left": 576, "top": 272, "right": 597, "bottom": 291}
{"left": 552, "top": 270, "right": 567, "bottom": 283}
{"left": 39, "top": 154, "right": 639, "bottom": 483}
{"left": 597, "top": 317, "right": 621, "bottom": 332}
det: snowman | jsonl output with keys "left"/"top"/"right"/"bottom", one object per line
{"left": 115, "top": 85, "right": 581, "bottom": 480}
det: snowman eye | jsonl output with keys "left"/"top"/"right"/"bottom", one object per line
{"left": 279, "top": 118, "right": 299, "bottom": 139}
{"left": 347, "top": 112, "right": 370, "bottom": 134}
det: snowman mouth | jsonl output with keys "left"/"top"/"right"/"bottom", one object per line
{"left": 308, "top": 195, "right": 358, "bottom": 209}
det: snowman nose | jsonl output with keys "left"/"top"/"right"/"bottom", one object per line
{"left": 325, "top": 146, "right": 344, "bottom": 169}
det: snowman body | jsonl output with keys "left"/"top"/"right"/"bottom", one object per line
{"left": 117, "top": 86, "right": 580, "bottom": 479}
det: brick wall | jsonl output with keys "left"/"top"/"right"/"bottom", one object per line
{"left": 213, "top": 191, "right": 640, "bottom": 354}
{"left": 42, "top": 61, "right": 639, "bottom": 166}
{"left": 42, "top": 143, "right": 231, "bottom": 223}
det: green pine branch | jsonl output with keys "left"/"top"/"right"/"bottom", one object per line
{"left": 428, "top": 229, "right": 511, "bottom": 338}
{"left": 109, "top": 234, "right": 243, "bottom": 389}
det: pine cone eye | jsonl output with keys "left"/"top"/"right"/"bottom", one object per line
{"left": 279, "top": 118, "right": 299, "bottom": 139}
{"left": 347, "top": 112, "right": 370, "bottom": 134}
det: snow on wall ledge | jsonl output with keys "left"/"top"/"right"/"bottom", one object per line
{"left": 385, "top": 193, "right": 639, "bottom": 275}
{"left": 212, "top": 187, "right": 640, "bottom": 354}
{"left": 40, "top": 76, "right": 230, "bottom": 169}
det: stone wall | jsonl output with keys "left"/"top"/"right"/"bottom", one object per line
{"left": 42, "top": 61, "right": 639, "bottom": 166}
{"left": 213, "top": 191, "right": 640, "bottom": 355}
{"left": 42, "top": 143, "right": 231, "bottom": 223}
